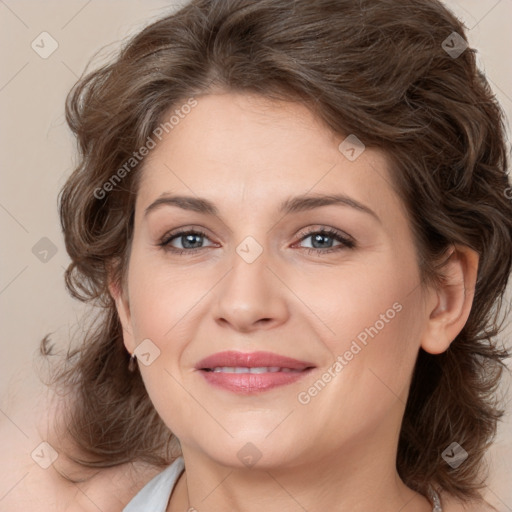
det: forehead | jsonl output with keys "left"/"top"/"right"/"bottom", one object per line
{"left": 135, "top": 92, "right": 403, "bottom": 221}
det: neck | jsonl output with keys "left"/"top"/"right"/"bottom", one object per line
{"left": 168, "top": 433, "right": 433, "bottom": 512}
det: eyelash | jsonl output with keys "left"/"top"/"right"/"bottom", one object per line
{"left": 158, "top": 227, "right": 356, "bottom": 256}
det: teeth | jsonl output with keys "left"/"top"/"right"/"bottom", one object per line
{"left": 211, "top": 366, "right": 297, "bottom": 374}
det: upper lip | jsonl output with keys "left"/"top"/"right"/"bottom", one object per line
{"left": 195, "top": 351, "right": 315, "bottom": 371}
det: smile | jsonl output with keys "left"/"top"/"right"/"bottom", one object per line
{"left": 207, "top": 367, "right": 303, "bottom": 373}
{"left": 195, "top": 351, "right": 315, "bottom": 394}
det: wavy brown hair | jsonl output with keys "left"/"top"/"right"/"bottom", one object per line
{"left": 42, "top": 0, "right": 512, "bottom": 504}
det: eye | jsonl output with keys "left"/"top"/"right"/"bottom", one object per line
{"left": 157, "top": 226, "right": 356, "bottom": 256}
{"left": 294, "top": 227, "right": 356, "bottom": 255}
{"left": 158, "top": 229, "right": 216, "bottom": 254}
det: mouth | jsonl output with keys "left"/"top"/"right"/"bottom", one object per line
{"left": 195, "top": 351, "right": 315, "bottom": 394}
{"left": 204, "top": 366, "right": 304, "bottom": 374}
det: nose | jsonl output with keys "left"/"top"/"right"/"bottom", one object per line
{"left": 212, "top": 246, "right": 290, "bottom": 333}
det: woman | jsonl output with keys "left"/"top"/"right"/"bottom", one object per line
{"left": 41, "top": 0, "right": 512, "bottom": 510}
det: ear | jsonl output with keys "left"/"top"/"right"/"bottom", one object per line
{"left": 108, "top": 268, "right": 136, "bottom": 355}
{"left": 420, "top": 244, "right": 479, "bottom": 355}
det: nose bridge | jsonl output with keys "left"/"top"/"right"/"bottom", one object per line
{"left": 212, "top": 234, "right": 289, "bottom": 331}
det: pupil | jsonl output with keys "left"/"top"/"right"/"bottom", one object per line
{"left": 312, "top": 233, "right": 332, "bottom": 249}
{"left": 183, "top": 234, "right": 202, "bottom": 248}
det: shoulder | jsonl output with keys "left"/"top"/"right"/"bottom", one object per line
{"left": 0, "top": 381, "right": 164, "bottom": 511}
{"left": 1, "top": 427, "right": 164, "bottom": 512}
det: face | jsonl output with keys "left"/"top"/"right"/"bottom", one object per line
{"left": 113, "top": 92, "right": 435, "bottom": 470}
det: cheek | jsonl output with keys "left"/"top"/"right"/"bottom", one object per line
{"left": 125, "top": 253, "right": 206, "bottom": 437}
{"left": 299, "top": 295, "right": 424, "bottom": 447}
{"left": 302, "top": 246, "right": 421, "bottom": 350}
{"left": 127, "top": 249, "right": 208, "bottom": 341}
{"left": 301, "top": 249, "right": 424, "bottom": 401}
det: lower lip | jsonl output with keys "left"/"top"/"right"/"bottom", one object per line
{"left": 199, "top": 369, "right": 314, "bottom": 394}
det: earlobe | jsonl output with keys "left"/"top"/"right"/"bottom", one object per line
{"left": 108, "top": 276, "right": 135, "bottom": 354}
{"left": 420, "top": 245, "right": 479, "bottom": 355}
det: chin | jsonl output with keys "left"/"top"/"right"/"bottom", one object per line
{"left": 200, "top": 435, "right": 310, "bottom": 471}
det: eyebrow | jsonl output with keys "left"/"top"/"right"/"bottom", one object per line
{"left": 144, "top": 192, "right": 380, "bottom": 222}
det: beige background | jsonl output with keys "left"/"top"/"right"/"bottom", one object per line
{"left": 1, "top": 0, "right": 511, "bottom": 509}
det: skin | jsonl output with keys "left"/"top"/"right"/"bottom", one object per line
{"left": 0, "top": 379, "right": 162, "bottom": 511}
{"left": 109, "top": 91, "right": 480, "bottom": 512}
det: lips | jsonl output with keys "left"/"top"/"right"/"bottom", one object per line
{"left": 196, "top": 351, "right": 314, "bottom": 371}
{"left": 195, "top": 351, "right": 315, "bottom": 394}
